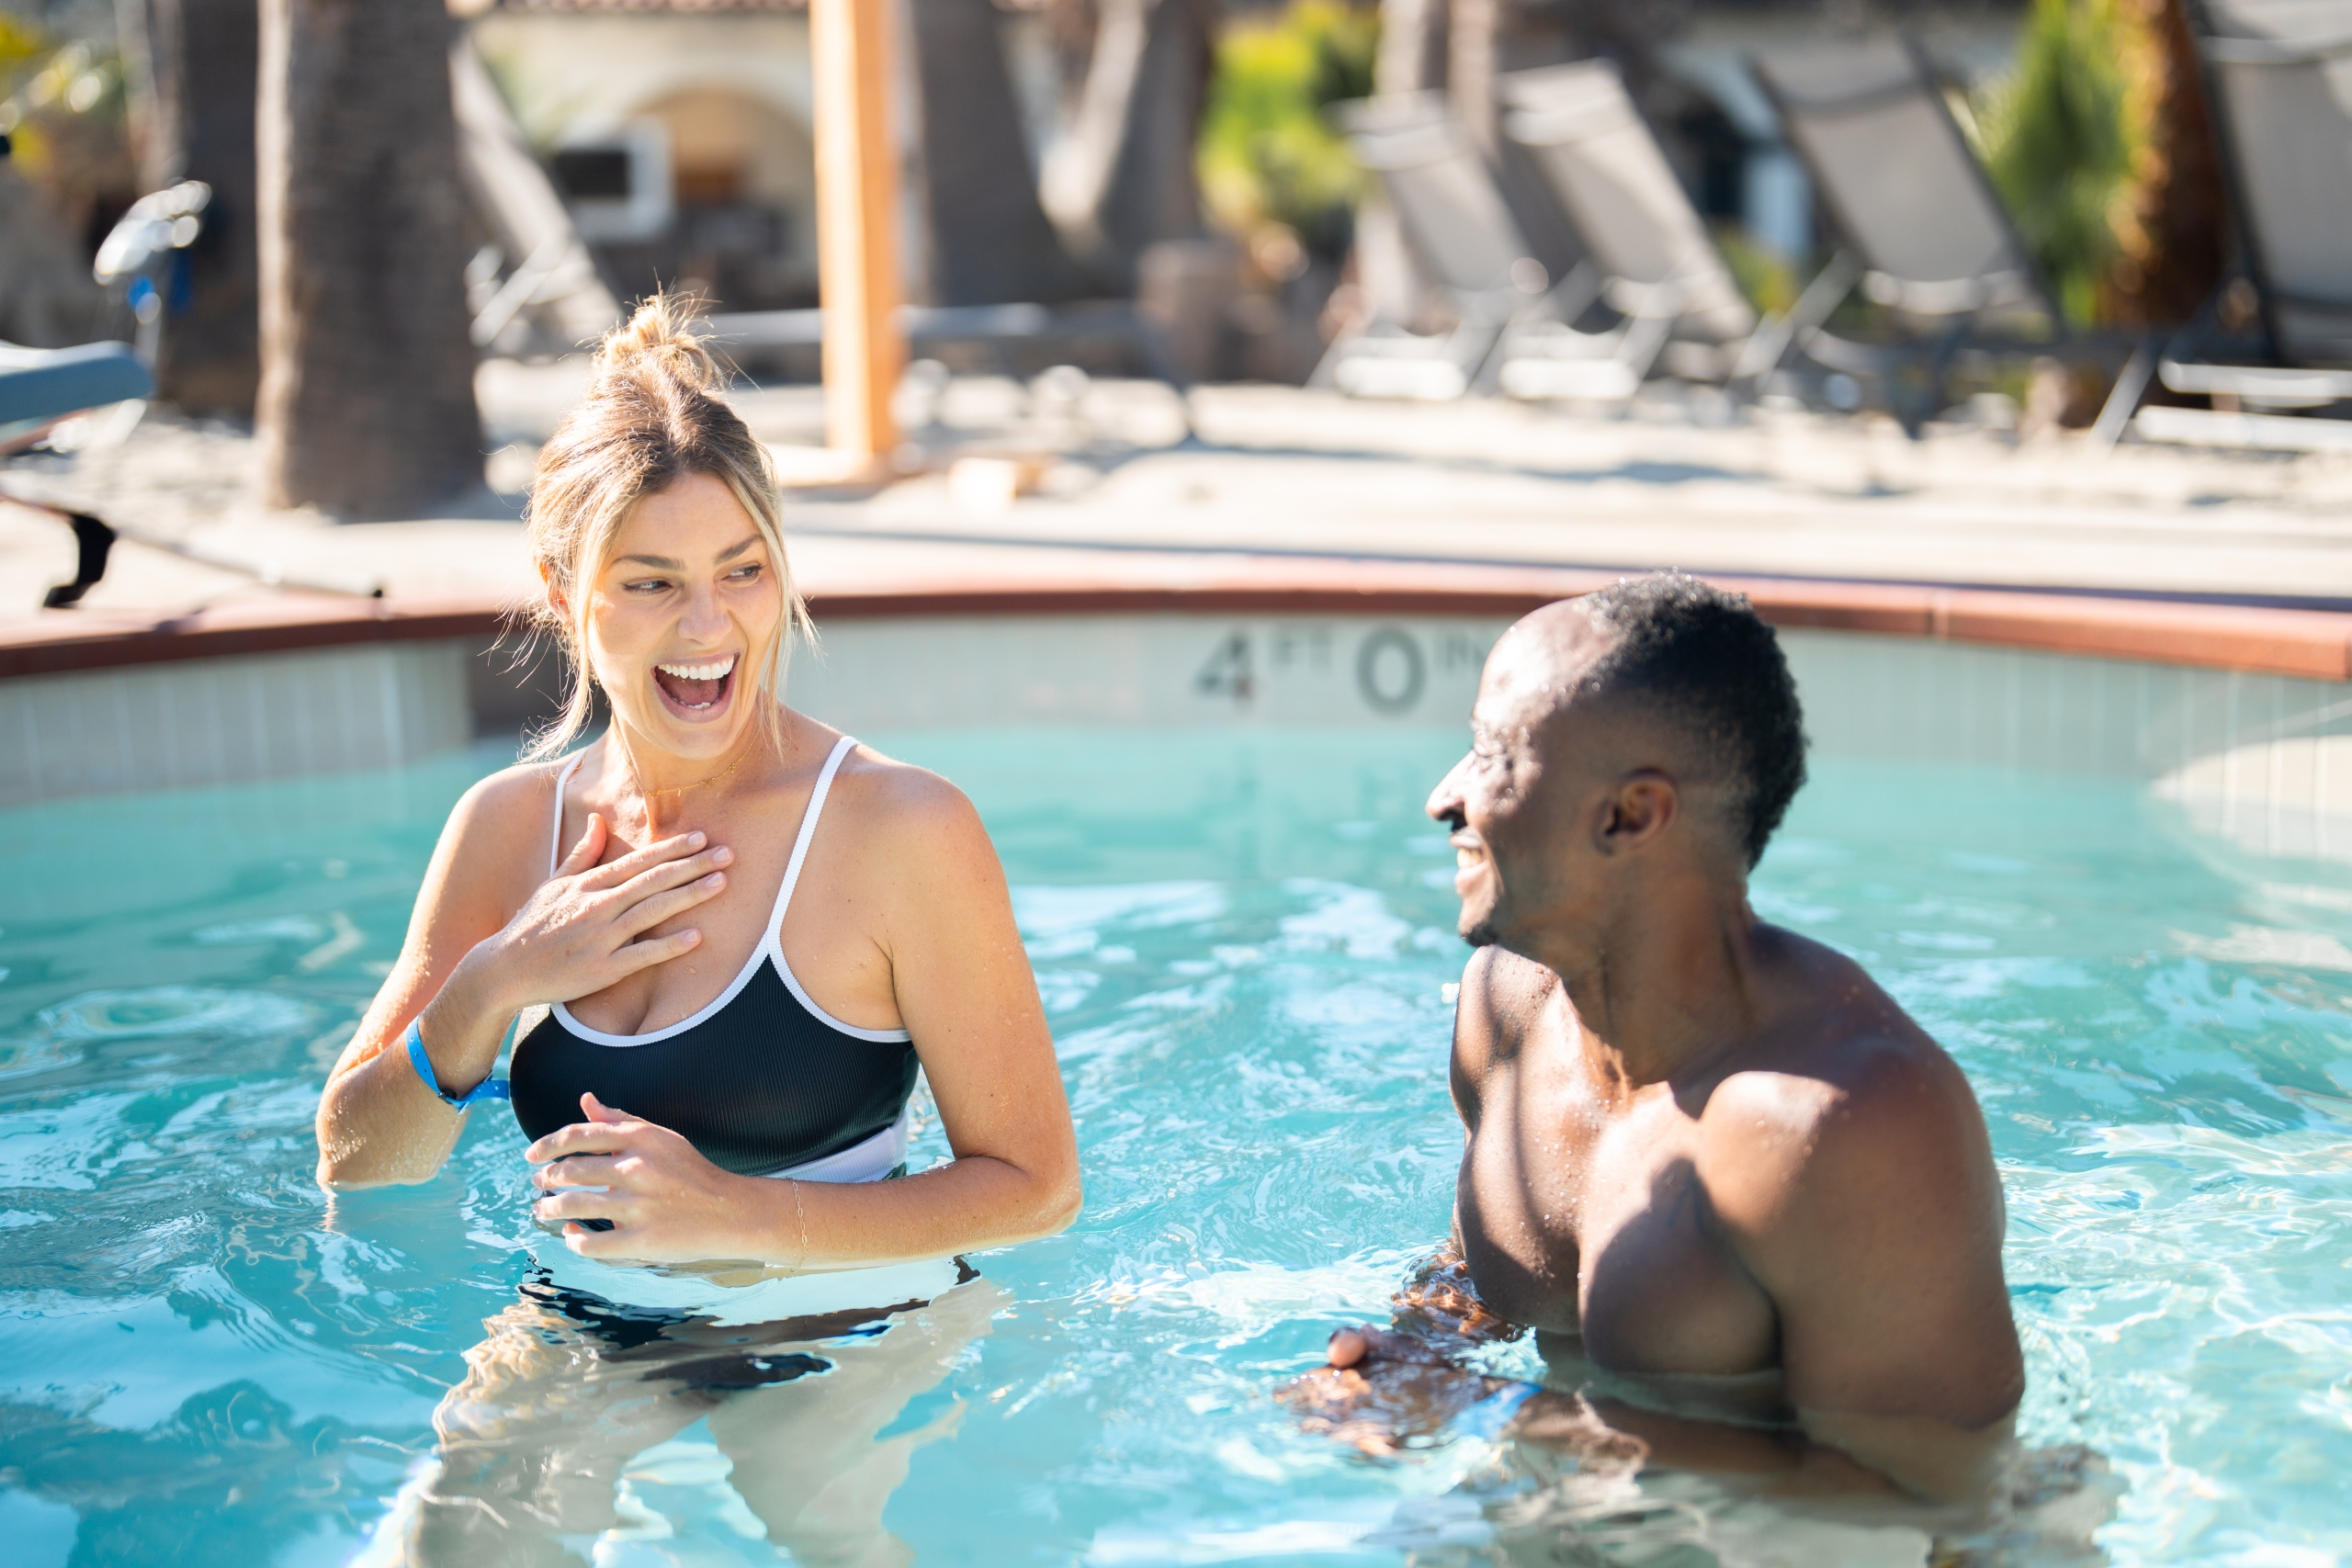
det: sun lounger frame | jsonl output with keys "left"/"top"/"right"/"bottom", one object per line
{"left": 1495, "top": 59, "right": 1864, "bottom": 411}
{"left": 1315, "top": 94, "right": 1584, "bottom": 401}
{"left": 1749, "top": 35, "right": 2063, "bottom": 434}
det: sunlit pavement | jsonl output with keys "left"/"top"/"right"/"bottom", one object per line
{"left": 8, "top": 361, "right": 2352, "bottom": 633}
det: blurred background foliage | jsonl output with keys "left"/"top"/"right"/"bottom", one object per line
{"left": 0, "top": 12, "right": 43, "bottom": 76}
{"left": 1713, "top": 224, "right": 1800, "bottom": 319}
{"left": 1973, "top": 0, "right": 2161, "bottom": 327}
{"left": 0, "top": 12, "right": 134, "bottom": 254}
{"left": 1197, "top": 0, "right": 1378, "bottom": 261}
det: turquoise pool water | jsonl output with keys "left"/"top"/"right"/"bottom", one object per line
{"left": 2, "top": 728, "right": 2349, "bottom": 1566}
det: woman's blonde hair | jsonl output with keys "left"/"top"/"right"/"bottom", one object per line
{"left": 521, "top": 293, "right": 810, "bottom": 761}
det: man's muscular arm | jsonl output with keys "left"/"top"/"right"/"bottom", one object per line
{"left": 1700, "top": 1036, "right": 2025, "bottom": 1496}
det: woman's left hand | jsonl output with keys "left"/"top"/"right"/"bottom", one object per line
{"left": 526, "top": 1092, "right": 769, "bottom": 1265}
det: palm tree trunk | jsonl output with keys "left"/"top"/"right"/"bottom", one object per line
{"left": 2102, "top": 0, "right": 2227, "bottom": 326}
{"left": 120, "top": 0, "right": 262, "bottom": 418}
{"left": 255, "top": 0, "right": 479, "bottom": 518}
{"left": 906, "top": 0, "right": 1091, "bottom": 305}
{"left": 1089, "top": 0, "right": 1213, "bottom": 287}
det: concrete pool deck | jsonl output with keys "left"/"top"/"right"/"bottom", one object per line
{"left": 8, "top": 364, "right": 2352, "bottom": 679}
{"left": 15, "top": 368, "right": 2352, "bottom": 854}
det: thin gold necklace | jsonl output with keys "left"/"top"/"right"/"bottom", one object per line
{"left": 624, "top": 735, "right": 755, "bottom": 802}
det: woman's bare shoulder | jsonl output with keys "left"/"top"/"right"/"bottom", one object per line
{"left": 830, "top": 741, "right": 980, "bottom": 823}
{"left": 428, "top": 758, "right": 580, "bottom": 901}
{"left": 822, "top": 743, "right": 999, "bottom": 884}
{"left": 452, "top": 754, "right": 573, "bottom": 836}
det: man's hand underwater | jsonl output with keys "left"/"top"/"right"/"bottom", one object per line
{"left": 1283, "top": 1325, "right": 1647, "bottom": 1472}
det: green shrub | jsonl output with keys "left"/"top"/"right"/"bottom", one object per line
{"left": 1974, "top": 0, "right": 2147, "bottom": 325}
{"left": 1197, "top": 0, "right": 1378, "bottom": 255}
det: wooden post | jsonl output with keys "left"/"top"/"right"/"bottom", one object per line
{"left": 810, "top": 0, "right": 904, "bottom": 462}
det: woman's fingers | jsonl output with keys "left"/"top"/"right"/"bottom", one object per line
{"left": 524, "top": 1121, "right": 635, "bottom": 1164}
{"left": 562, "top": 1222, "right": 636, "bottom": 1260}
{"left": 555, "top": 813, "right": 607, "bottom": 877}
{"left": 530, "top": 1152, "right": 618, "bottom": 1188}
{"left": 611, "top": 927, "right": 702, "bottom": 976}
{"left": 612, "top": 874, "right": 729, "bottom": 940}
{"left": 573, "top": 830, "right": 710, "bottom": 892}
{"left": 536, "top": 1186, "right": 626, "bottom": 1225}
{"left": 611, "top": 844, "right": 732, "bottom": 903}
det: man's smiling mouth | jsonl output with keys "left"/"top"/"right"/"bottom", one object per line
{"left": 651, "top": 653, "right": 737, "bottom": 712}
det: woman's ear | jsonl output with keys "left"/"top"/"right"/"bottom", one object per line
{"left": 537, "top": 558, "right": 566, "bottom": 616}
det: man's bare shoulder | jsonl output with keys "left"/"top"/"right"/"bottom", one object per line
{"left": 1702, "top": 927, "right": 1996, "bottom": 1235}
{"left": 1452, "top": 945, "right": 1561, "bottom": 1071}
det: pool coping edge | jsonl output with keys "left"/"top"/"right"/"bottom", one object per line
{"left": 6, "top": 561, "right": 2350, "bottom": 682}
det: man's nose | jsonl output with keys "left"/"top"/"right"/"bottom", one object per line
{"left": 1427, "top": 757, "right": 1469, "bottom": 824}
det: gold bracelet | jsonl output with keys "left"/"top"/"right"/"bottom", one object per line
{"left": 790, "top": 1178, "right": 808, "bottom": 1269}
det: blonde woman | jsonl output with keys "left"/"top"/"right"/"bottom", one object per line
{"left": 314, "top": 298, "right": 1078, "bottom": 1556}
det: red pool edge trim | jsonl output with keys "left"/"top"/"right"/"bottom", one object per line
{"left": 5, "top": 559, "right": 2350, "bottom": 682}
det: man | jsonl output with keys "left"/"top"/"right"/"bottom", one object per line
{"left": 1299, "top": 575, "right": 2024, "bottom": 1502}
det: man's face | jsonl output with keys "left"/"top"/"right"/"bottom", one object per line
{"left": 1425, "top": 612, "right": 1611, "bottom": 953}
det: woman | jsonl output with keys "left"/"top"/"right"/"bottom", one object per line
{"left": 314, "top": 298, "right": 1079, "bottom": 1556}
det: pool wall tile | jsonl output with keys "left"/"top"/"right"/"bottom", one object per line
{"left": 9, "top": 616, "right": 2352, "bottom": 863}
{"left": 0, "top": 640, "right": 470, "bottom": 808}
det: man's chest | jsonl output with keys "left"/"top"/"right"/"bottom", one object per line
{"left": 1456, "top": 1062, "right": 1781, "bottom": 1377}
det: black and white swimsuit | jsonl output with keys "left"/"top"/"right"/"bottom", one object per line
{"left": 511, "top": 734, "right": 921, "bottom": 1185}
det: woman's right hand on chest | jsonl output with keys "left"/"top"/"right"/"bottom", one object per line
{"left": 474, "top": 814, "right": 734, "bottom": 1009}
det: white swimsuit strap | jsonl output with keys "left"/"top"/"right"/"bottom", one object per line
{"left": 765, "top": 734, "right": 860, "bottom": 940}
{"left": 548, "top": 752, "right": 589, "bottom": 877}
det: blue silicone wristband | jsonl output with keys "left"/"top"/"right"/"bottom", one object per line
{"left": 405, "top": 1017, "right": 510, "bottom": 1109}
{"left": 1453, "top": 1381, "right": 1539, "bottom": 1441}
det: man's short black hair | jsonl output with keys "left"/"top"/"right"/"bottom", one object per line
{"left": 1575, "top": 573, "right": 1808, "bottom": 868}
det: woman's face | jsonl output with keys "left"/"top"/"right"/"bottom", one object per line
{"left": 580, "top": 470, "right": 781, "bottom": 763}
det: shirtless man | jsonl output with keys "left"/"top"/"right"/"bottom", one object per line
{"left": 1302, "top": 575, "right": 2024, "bottom": 1501}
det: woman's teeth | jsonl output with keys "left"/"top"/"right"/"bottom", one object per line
{"left": 651, "top": 654, "right": 736, "bottom": 713}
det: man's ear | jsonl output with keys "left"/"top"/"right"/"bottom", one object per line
{"left": 1596, "top": 772, "right": 1678, "bottom": 854}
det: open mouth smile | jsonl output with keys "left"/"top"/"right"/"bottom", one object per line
{"left": 1452, "top": 833, "right": 1488, "bottom": 895}
{"left": 651, "top": 653, "right": 738, "bottom": 716}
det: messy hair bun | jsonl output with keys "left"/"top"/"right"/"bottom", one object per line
{"left": 520, "top": 292, "right": 810, "bottom": 761}
{"left": 589, "top": 290, "right": 727, "bottom": 394}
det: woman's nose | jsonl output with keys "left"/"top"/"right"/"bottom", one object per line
{"left": 678, "top": 583, "right": 729, "bottom": 640}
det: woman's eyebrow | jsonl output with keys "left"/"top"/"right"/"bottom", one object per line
{"left": 612, "top": 536, "right": 763, "bottom": 570}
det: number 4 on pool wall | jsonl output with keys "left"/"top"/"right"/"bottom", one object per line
{"left": 1196, "top": 632, "right": 1254, "bottom": 702}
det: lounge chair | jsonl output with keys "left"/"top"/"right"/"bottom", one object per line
{"left": 1494, "top": 60, "right": 1772, "bottom": 404}
{"left": 449, "top": 39, "right": 622, "bottom": 354}
{"left": 1750, "top": 37, "right": 2060, "bottom": 433}
{"left": 1315, "top": 93, "right": 1582, "bottom": 401}
{"left": 2094, "top": 0, "right": 2352, "bottom": 452}
{"left": 0, "top": 339, "right": 151, "bottom": 606}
